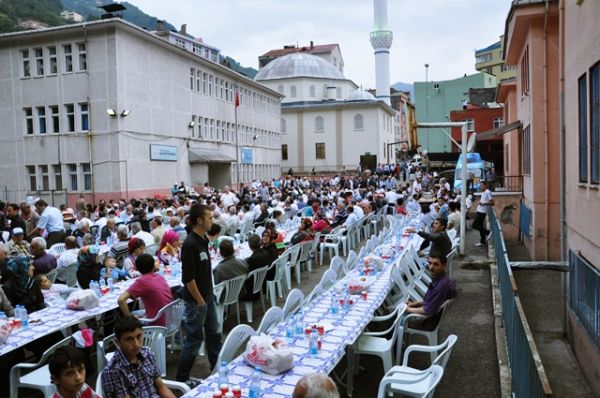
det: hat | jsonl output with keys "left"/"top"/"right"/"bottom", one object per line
{"left": 165, "top": 207, "right": 175, "bottom": 214}
{"left": 12, "top": 227, "right": 24, "bottom": 235}
{"left": 26, "top": 196, "right": 39, "bottom": 206}
{"left": 62, "top": 208, "right": 75, "bottom": 220}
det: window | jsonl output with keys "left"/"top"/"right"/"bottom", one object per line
{"left": 209, "top": 75, "right": 213, "bottom": 96}
{"left": 522, "top": 125, "right": 531, "bottom": 175}
{"left": 24, "top": 108, "right": 33, "bottom": 135}
{"left": 50, "top": 105, "right": 59, "bottom": 133}
{"left": 202, "top": 72, "right": 207, "bottom": 94}
{"left": 34, "top": 48, "right": 44, "bottom": 76}
{"left": 520, "top": 46, "right": 530, "bottom": 96}
{"left": 591, "top": 62, "right": 600, "bottom": 183}
{"left": 210, "top": 119, "right": 214, "bottom": 140}
{"left": 465, "top": 118, "right": 475, "bottom": 132}
{"left": 315, "top": 116, "right": 324, "bottom": 132}
{"left": 578, "top": 74, "right": 588, "bottom": 183}
{"left": 175, "top": 38, "right": 185, "bottom": 48}
{"left": 81, "top": 163, "right": 91, "bottom": 190}
{"left": 193, "top": 43, "right": 201, "bottom": 55}
{"left": 80, "top": 103, "right": 89, "bottom": 131}
{"left": 354, "top": 114, "right": 364, "bottom": 130}
{"left": 37, "top": 106, "right": 46, "bottom": 134}
{"left": 476, "top": 53, "right": 492, "bottom": 64}
{"left": 290, "top": 86, "right": 297, "bottom": 98}
{"left": 48, "top": 46, "right": 57, "bottom": 74}
{"left": 190, "top": 68, "right": 195, "bottom": 90}
{"left": 220, "top": 79, "right": 224, "bottom": 99}
{"left": 309, "top": 85, "right": 315, "bottom": 98}
{"left": 282, "top": 144, "right": 288, "bottom": 160}
{"left": 63, "top": 44, "right": 73, "bottom": 73}
{"left": 315, "top": 143, "right": 326, "bottom": 159}
{"left": 21, "top": 49, "right": 30, "bottom": 77}
{"left": 26, "top": 165, "right": 36, "bottom": 190}
{"left": 493, "top": 117, "right": 504, "bottom": 129}
{"left": 281, "top": 118, "right": 287, "bottom": 134}
{"left": 225, "top": 82, "right": 229, "bottom": 101}
{"left": 77, "top": 43, "right": 86, "bottom": 71}
{"left": 68, "top": 163, "right": 78, "bottom": 191}
{"left": 65, "top": 104, "right": 75, "bottom": 132}
{"left": 216, "top": 121, "right": 221, "bottom": 141}
{"left": 39, "top": 165, "right": 49, "bottom": 190}
{"left": 336, "top": 87, "right": 341, "bottom": 98}
{"left": 53, "top": 164, "right": 62, "bottom": 190}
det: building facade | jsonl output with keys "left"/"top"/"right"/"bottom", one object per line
{"left": 258, "top": 43, "right": 344, "bottom": 74}
{"left": 475, "top": 36, "right": 516, "bottom": 82}
{"left": 0, "top": 18, "right": 282, "bottom": 207}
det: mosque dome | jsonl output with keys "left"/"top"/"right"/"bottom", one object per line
{"left": 346, "top": 89, "right": 376, "bottom": 102}
{"left": 255, "top": 53, "right": 345, "bottom": 81}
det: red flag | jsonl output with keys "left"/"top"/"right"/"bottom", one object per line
{"left": 235, "top": 91, "right": 240, "bottom": 108}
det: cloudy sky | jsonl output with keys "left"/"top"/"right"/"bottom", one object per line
{"left": 132, "top": 0, "right": 512, "bottom": 87}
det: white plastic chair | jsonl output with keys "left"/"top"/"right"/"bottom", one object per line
{"left": 267, "top": 255, "right": 289, "bottom": 307}
{"left": 400, "top": 334, "right": 458, "bottom": 371}
{"left": 97, "top": 326, "right": 167, "bottom": 376}
{"left": 319, "top": 268, "right": 339, "bottom": 292}
{"left": 297, "top": 240, "right": 314, "bottom": 275}
{"left": 344, "top": 250, "right": 359, "bottom": 275}
{"left": 403, "top": 299, "right": 455, "bottom": 362}
{"left": 49, "top": 243, "right": 66, "bottom": 256}
{"left": 96, "top": 369, "right": 190, "bottom": 396}
{"left": 57, "top": 261, "right": 78, "bottom": 287}
{"left": 284, "top": 244, "right": 302, "bottom": 290}
{"left": 329, "top": 256, "right": 346, "bottom": 278}
{"left": 319, "top": 227, "right": 343, "bottom": 265}
{"left": 213, "top": 324, "right": 256, "bottom": 374}
{"left": 139, "top": 299, "right": 185, "bottom": 353}
{"left": 45, "top": 268, "right": 58, "bottom": 283}
{"left": 257, "top": 306, "right": 283, "bottom": 334}
{"left": 236, "top": 220, "right": 253, "bottom": 242}
{"left": 282, "top": 288, "right": 305, "bottom": 320}
{"left": 240, "top": 265, "right": 269, "bottom": 323}
{"left": 308, "top": 231, "right": 322, "bottom": 268}
{"left": 255, "top": 226, "right": 265, "bottom": 239}
{"left": 377, "top": 364, "right": 444, "bottom": 398}
{"left": 144, "top": 243, "right": 157, "bottom": 255}
{"left": 214, "top": 275, "right": 247, "bottom": 332}
{"left": 9, "top": 336, "right": 73, "bottom": 398}
{"left": 446, "top": 248, "right": 457, "bottom": 279}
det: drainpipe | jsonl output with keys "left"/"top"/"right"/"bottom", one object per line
{"left": 542, "top": 0, "right": 549, "bottom": 260}
{"left": 558, "top": 0, "right": 568, "bottom": 336}
{"left": 82, "top": 23, "right": 95, "bottom": 204}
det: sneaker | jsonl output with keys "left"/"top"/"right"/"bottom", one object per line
{"left": 486, "top": 231, "right": 492, "bottom": 241}
{"left": 184, "top": 378, "right": 202, "bottom": 389}
{"left": 475, "top": 242, "right": 483, "bottom": 247}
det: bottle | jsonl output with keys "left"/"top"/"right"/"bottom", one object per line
{"left": 91, "top": 281, "right": 102, "bottom": 298}
{"left": 309, "top": 329, "right": 318, "bottom": 356}
{"left": 343, "top": 291, "right": 351, "bottom": 313}
{"left": 294, "top": 312, "right": 304, "bottom": 336}
{"left": 0, "top": 311, "right": 7, "bottom": 321}
{"left": 99, "top": 278, "right": 107, "bottom": 292}
{"left": 248, "top": 367, "right": 262, "bottom": 398}
{"left": 159, "top": 263, "right": 165, "bottom": 276}
{"left": 286, "top": 317, "right": 295, "bottom": 341}
{"left": 108, "top": 278, "right": 115, "bottom": 292}
{"left": 218, "top": 361, "right": 229, "bottom": 388}
{"left": 330, "top": 292, "right": 339, "bottom": 315}
{"left": 19, "top": 305, "right": 29, "bottom": 330}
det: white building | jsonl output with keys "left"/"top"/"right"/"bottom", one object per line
{"left": 60, "top": 11, "right": 85, "bottom": 23}
{"left": 255, "top": 53, "right": 396, "bottom": 174}
{"left": 154, "top": 23, "right": 221, "bottom": 64}
{"left": 0, "top": 18, "right": 282, "bottom": 207}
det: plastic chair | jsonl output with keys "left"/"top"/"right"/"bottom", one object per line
{"left": 319, "top": 268, "right": 339, "bottom": 292}
{"left": 9, "top": 335, "right": 74, "bottom": 398}
{"left": 257, "top": 306, "right": 283, "bottom": 334}
{"left": 284, "top": 244, "right": 302, "bottom": 289}
{"left": 236, "top": 221, "right": 252, "bottom": 242}
{"left": 400, "top": 334, "right": 458, "bottom": 371}
{"left": 297, "top": 240, "right": 313, "bottom": 275}
{"left": 213, "top": 324, "right": 256, "bottom": 374}
{"left": 139, "top": 299, "right": 185, "bottom": 353}
{"left": 255, "top": 226, "right": 265, "bottom": 239}
{"left": 282, "top": 288, "right": 305, "bottom": 320}
{"left": 49, "top": 243, "right": 66, "bottom": 256}
{"left": 57, "top": 261, "right": 79, "bottom": 287}
{"left": 266, "top": 255, "right": 289, "bottom": 307}
{"left": 329, "top": 256, "right": 346, "bottom": 278}
{"left": 344, "top": 250, "right": 358, "bottom": 275}
{"left": 240, "top": 266, "right": 269, "bottom": 323}
{"left": 144, "top": 243, "right": 157, "bottom": 255}
{"left": 308, "top": 231, "right": 322, "bottom": 268}
{"left": 45, "top": 268, "right": 58, "bottom": 283}
{"left": 377, "top": 364, "right": 444, "bottom": 398}
{"left": 446, "top": 248, "right": 457, "bottom": 279}
{"left": 97, "top": 326, "right": 167, "bottom": 376}
{"left": 319, "top": 227, "right": 343, "bottom": 265}
{"left": 403, "top": 299, "right": 455, "bottom": 362}
{"left": 96, "top": 369, "right": 190, "bottom": 396}
{"left": 214, "top": 275, "right": 247, "bottom": 332}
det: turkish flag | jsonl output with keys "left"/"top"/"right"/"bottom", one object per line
{"left": 235, "top": 91, "right": 240, "bottom": 108}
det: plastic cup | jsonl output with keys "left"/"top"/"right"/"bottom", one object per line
{"left": 212, "top": 391, "right": 223, "bottom": 398}
{"left": 317, "top": 325, "right": 325, "bottom": 336}
{"left": 361, "top": 291, "right": 368, "bottom": 301}
{"left": 219, "top": 384, "right": 229, "bottom": 395}
{"left": 232, "top": 386, "right": 241, "bottom": 398}
{"left": 304, "top": 326, "right": 312, "bottom": 337}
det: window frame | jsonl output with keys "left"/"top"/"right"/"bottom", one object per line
{"left": 63, "top": 44, "right": 73, "bottom": 73}
{"left": 76, "top": 42, "right": 87, "bottom": 71}
{"left": 48, "top": 46, "right": 57, "bottom": 75}
{"left": 37, "top": 106, "right": 47, "bottom": 134}
{"left": 315, "top": 142, "right": 326, "bottom": 160}
{"left": 282, "top": 144, "right": 288, "bottom": 161}
{"left": 65, "top": 104, "right": 75, "bottom": 133}
{"left": 354, "top": 113, "right": 364, "bottom": 131}
{"left": 24, "top": 108, "right": 33, "bottom": 135}
{"left": 314, "top": 116, "right": 324, "bottom": 133}
{"left": 34, "top": 47, "right": 44, "bottom": 76}
{"left": 79, "top": 103, "right": 89, "bottom": 131}
{"left": 21, "top": 49, "right": 30, "bottom": 78}
{"left": 26, "top": 165, "right": 37, "bottom": 191}
{"left": 579, "top": 73, "right": 588, "bottom": 183}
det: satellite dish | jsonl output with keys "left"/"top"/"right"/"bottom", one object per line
{"left": 467, "top": 132, "right": 477, "bottom": 152}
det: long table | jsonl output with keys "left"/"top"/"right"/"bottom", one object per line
{"left": 183, "top": 225, "right": 421, "bottom": 397}
{"left": 0, "top": 275, "right": 182, "bottom": 356}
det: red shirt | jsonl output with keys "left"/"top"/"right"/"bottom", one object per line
{"left": 127, "top": 273, "right": 173, "bottom": 326}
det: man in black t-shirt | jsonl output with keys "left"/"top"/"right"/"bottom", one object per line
{"left": 175, "top": 204, "right": 222, "bottom": 385}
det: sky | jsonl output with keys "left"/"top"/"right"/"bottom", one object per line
{"left": 132, "top": 0, "right": 512, "bottom": 87}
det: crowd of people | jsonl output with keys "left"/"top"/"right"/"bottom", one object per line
{"left": 0, "top": 164, "right": 495, "bottom": 397}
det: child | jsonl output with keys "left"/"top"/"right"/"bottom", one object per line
{"left": 35, "top": 274, "right": 78, "bottom": 306}
{"left": 49, "top": 345, "right": 100, "bottom": 398}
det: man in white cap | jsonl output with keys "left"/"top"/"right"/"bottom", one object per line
{"left": 6, "top": 227, "right": 30, "bottom": 256}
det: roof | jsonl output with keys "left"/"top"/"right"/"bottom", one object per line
{"left": 260, "top": 44, "right": 339, "bottom": 58}
{"left": 188, "top": 148, "right": 235, "bottom": 163}
{"left": 346, "top": 89, "right": 376, "bottom": 102}
{"left": 255, "top": 53, "right": 345, "bottom": 81}
{"left": 281, "top": 99, "right": 396, "bottom": 116}
{"left": 475, "top": 41, "right": 501, "bottom": 54}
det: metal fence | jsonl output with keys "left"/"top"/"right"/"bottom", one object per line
{"left": 569, "top": 250, "right": 600, "bottom": 350}
{"left": 493, "top": 175, "right": 523, "bottom": 192}
{"left": 489, "top": 208, "right": 553, "bottom": 398}
{"left": 1, "top": 187, "right": 67, "bottom": 208}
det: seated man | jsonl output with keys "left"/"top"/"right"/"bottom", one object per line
{"left": 57, "top": 236, "right": 79, "bottom": 282}
{"left": 49, "top": 346, "right": 101, "bottom": 398}
{"left": 109, "top": 225, "right": 131, "bottom": 268}
{"left": 407, "top": 217, "right": 452, "bottom": 259}
{"left": 30, "top": 236, "right": 57, "bottom": 275}
{"left": 292, "top": 373, "right": 340, "bottom": 398}
{"left": 117, "top": 254, "right": 172, "bottom": 326}
{"left": 102, "top": 316, "right": 176, "bottom": 398}
{"left": 405, "top": 251, "right": 457, "bottom": 330}
{"left": 213, "top": 239, "right": 248, "bottom": 288}
{"left": 241, "top": 234, "right": 272, "bottom": 301}
{"left": 5, "top": 227, "right": 30, "bottom": 257}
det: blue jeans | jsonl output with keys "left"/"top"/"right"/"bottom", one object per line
{"left": 175, "top": 300, "right": 222, "bottom": 381}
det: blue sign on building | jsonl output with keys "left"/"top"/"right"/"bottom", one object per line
{"left": 241, "top": 148, "right": 253, "bottom": 164}
{"left": 149, "top": 144, "right": 177, "bottom": 161}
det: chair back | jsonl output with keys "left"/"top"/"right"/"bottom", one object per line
{"left": 319, "top": 269, "right": 338, "bottom": 291}
{"left": 298, "top": 240, "right": 312, "bottom": 263}
{"left": 329, "top": 256, "right": 345, "bottom": 277}
{"left": 257, "top": 306, "right": 283, "bottom": 334}
{"left": 269, "top": 255, "right": 288, "bottom": 283}
{"left": 422, "top": 365, "right": 445, "bottom": 398}
{"left": 446, "top": 248, "right": 457, "bottom": 277}
{"left": 433, "top": 334, "right": 458, "bottom": 369}
{"left": 282, "top": 288, "right": 305, "bottom": 320}
{"left": 49, "top": 243, "right": 66, "bottom": 256}
{"left": 344, "top": 250, "right": 358, "bottom": 275}
{"left": 447, "top": 228, "right": 457, "bottom": 241}
{"left": 90, "top": 225, "right": 99, "bottom": 238}
{"left": 304, "top": 283, "right": 324, "bottom": 305}
{"left": 218, "top": 275, "right": 247, "bottom": 306}
{"left": 45, "top": 269, "right": 58, "bottom": 283}
{"left": 255, "top": 226, "right": 265, "bottom": 239}
{"left": 247, "top": 266, "right": 269, "bottom": 295}
{"left": 140, "top": 299, "right": 185, "bottom": 338}
{"left": 61, "top": 261, "right": 79, "bottom": 287}
{"left": 238, "top": 221, "right": 252, "bottom": 242}
{"left": 287, "top": 244, "right": 302, "bottom": 267}
{"left": 311, "top": 232, "right": 322, "bottom": 253}
{"left": 214, "top": 324, "right": 256, "bottom": 374}
{"left": 144, "top": 244, "right": 157, "bottom": 255}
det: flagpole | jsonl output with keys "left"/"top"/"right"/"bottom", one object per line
{"left": 234, "top": 85, "right": 240, "bottom": 190}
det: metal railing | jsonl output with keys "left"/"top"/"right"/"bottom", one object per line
{"left": 1, "top": 187, "right": 68, "bottom": 208}
{"left": 569, "top": 250, "right": 600, "bottom": 350}
{"left": 492, "top": 175, "right": 523, "bottom": 192}
{"left": 489, "top": 208, "right": 553, "bottom": 398}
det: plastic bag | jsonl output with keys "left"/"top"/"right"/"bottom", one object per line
{"left": 66, "top": 290, "right": 100, "bottom": 310}
{"left": 244, "top": 333, "right": 294, "bottom": 375}
{"left": 0, "top": 320, "right": 10, "bottom": 345}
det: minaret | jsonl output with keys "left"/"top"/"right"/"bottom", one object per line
{"left": 370, "top": 0, "right": 393, "bottom": 105}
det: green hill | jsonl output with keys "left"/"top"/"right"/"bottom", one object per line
{"left": 0, "top": 0, "right": 67, "bottom": 33}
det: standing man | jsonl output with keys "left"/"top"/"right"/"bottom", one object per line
{"left": 472, "top": 181, "right": 494, "bottom": 247}
{"left": 31, "top": 200, "right": 65, "bottom": 247}
{"left": 175, "top": 204, "right": 222, "bottom": 386}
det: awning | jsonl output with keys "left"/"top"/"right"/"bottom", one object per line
{"left": 476, "top": 120, "right": 523, "bottom": 140}
{"left": 188, "top": 148, "right": 236, "bottom": 163}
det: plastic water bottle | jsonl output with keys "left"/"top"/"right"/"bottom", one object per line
{"left": 248, "top": 367, "right": 262, "bottom": 398}
{"left": 99, "top": 278, "right": 107, "bottom": 291}
{"left": 330, "top": 292, "right": 339, "bottom": 315}
{"left": 18, "top": 305, "right": 28, "bottom": 330}
{"left": 286, "top": 317, "right": 295, "bottom": 341}
{"left": 309, "top": 329, "right": 318, "bottom": 356}
{"left": 343, "top": 291, "right": 351, "bottom": 313}
{"left": 108, "top": 278, "right": 115, "bottom": 292}
{"left": 218, "top": 361, "right": 229, "bottom": 387}
{"left": 90, "top": 281, "right": 102, "bottom": 298}
{"left": 294, "top": 312, "right": 304, "bottom": 336}
{"left": 0, "top": 311, "right": 7, "bottom": 321}
{"left": 159, "top": 263, "right": 164, "bottom": 276}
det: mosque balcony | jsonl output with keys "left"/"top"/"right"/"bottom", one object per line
{"left": 370, "top": 30, "right": 393, "bottom": 49}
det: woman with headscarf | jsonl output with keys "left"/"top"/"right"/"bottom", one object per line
{"left": 123, "top": 237, "right": 145, "bottom": 278}
{"left": 157, "top": 230, "right": 181, "bottom": 265}
{"left": 1, "top": 255, "right": 44, "bottom": 312}
{"left": 290, "top": 218, "right": 314, "bottom": 245}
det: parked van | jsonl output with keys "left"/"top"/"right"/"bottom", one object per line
{"left": 454, "top": 153, "right": 485, "bottom": 192}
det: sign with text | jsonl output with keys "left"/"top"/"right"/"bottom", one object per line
{"left": 149, "top": 144, "right": 177, "bottom": 161}
{"left": 241, "top": 147, "right": 253, "bottom": 164}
